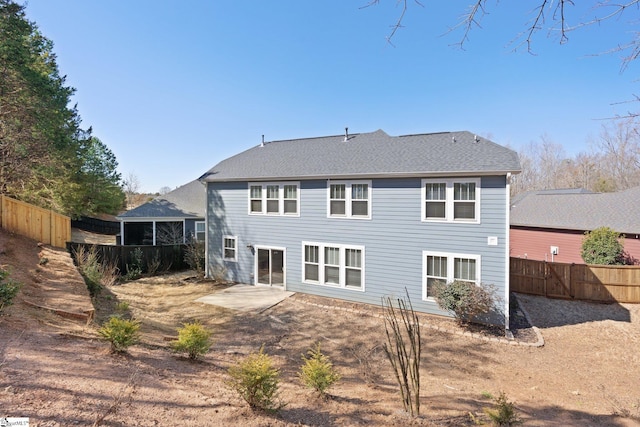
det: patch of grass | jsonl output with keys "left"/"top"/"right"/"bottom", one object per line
{"left": 0, "top": 268, "right": 21, "bottom": 313}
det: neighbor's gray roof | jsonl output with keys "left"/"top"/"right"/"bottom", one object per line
{"left": 510, "top": 186, "right": 640, "bottom": 234}
{"left": 117, "top": 179, "right": 205, "bottom": 219}
{"left": 200, "top": 129, "right": 521, "bottom": 182}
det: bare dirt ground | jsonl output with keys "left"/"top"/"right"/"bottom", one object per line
{"left": 1, "top": 228, "right": 639, "bottom": 426}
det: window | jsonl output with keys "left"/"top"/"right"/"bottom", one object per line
{"left": 422, "top": 178, "right": 480, "bottom": 222}
{"left": 304, "top": 245, "right": 319, "bottom": 282}
{"left": 266, "top": 185, "right": 279, "bottom": 214}
{"left": 284, "top": 185, "right": 297, "bottom": 214}
{"left": 194, "top": 221, "right": 205, "bottom": 242}
{"left": 302, "top": 242, "right": 365, "bottom": 290}
{"left": 248, "top": 182, "right": 299, "bottom": 216}
{"left": 250, "top": 185, "right": 262, "bottom": 213}
{"left": 223, "top": 236, "right": 237, "bottom": 262}
{"left": 327, "top": 180, "right": 371, "bottom": 219}
{"left": 422, "top": 251, "right": 480, "bottom": 300}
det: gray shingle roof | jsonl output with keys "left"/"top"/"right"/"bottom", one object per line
{"left": 200, "top": 129, "right": 521, "bottom": 182}
{"left": 510, "top": 186, "right": 640, "bottom": 234}
{"left": 117, "top": 180, "right": 205, "bottom": 219}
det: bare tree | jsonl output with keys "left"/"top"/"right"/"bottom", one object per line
{"left": 371, "top": 1, "right": 640, "bottom": 69}
{"left": 122, "top": 172, "right": 146, "bottom": 209}
{"left": 158, "top": 186, "right": 172, "bottom": 195}
{"left": 592, "top": 119, "right": 640, "bottom": 191}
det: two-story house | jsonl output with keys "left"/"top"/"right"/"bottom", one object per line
{"left": 200, "top": 129, "right": 521, "bottom": 326}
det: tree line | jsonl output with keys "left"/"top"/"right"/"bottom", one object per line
{"left": 511, "top": 119, "right": 640, "bottom": 195}
{"left": 0, "top": 0, "right": 124, "bottom": 218}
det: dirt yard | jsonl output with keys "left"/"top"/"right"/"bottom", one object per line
{"left": 1, "top": 228, "right": 639, "bottom": 426}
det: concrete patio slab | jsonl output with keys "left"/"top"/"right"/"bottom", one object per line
{"left": 196, "top": 284, "right": 295, "bottom": 312}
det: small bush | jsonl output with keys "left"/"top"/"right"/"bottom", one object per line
{"left": 171, "top": 321, "right": 212, "bottom": 360}
{"left": 484, "top": 391, "right": 522, "bottom": 426}
{"left": 115, "top": 301, "right": 130, "bottom": 313}
{"left": 74, "top": 245, "right": 103, "bottom": 296}
{"left": 227, "top": 346, "right": 284, "bottom": 412}
{"left": 432, "top": 280, "right": 496, "bottom": 324}
{"left": 184, "top": 240, "right": 205, "bottom": 278}
{"left": 581, "top": 226, "right": 626, "bottom": 265}
{"left": 0, "top": 269, "right": 21, "bottom": 312}
{"left": 98, "top": 316, "right": 140, "bottom": 353}
{"left": 298, "top": 343, "right": 341, "bottom": 396}
{"left": 124, "top": 247, "right": 144, "bottom": 280}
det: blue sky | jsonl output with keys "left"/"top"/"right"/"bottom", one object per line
{"left": 24, "top": 1, "right": 639, "bottom": 193}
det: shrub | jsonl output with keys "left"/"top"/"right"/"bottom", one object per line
{"left": 227, "top": 346, "right": 284, "bottom": 412}
{"left": 0, "top": 269, "right": 21, "bottom": 312}
{"left": 124, "top": 247, "right": 144, "bottom": 280}
{"left": 484, "top": 391, "right": 522, "bottom": 426}
{"left": 98, "top": 316, "right": 140, "bottom": 353}
{"left": 73, "top": 245, "right": 119, "bottom": 295}
{"left": 298, "top": 343, "right": 341, "bottom": 396}
{"left": 382, "top": 291, "right": 422, "bottom": 416}
{"left": 184, "top": 240, "right": 205, "bottom": 278}
{"left": 581, "top": 226, "right": 626, "bottom": 265}
{"left": 432, "top": 280, "right": 496, "bottom": 324}
{"left": 170, "top": 321, "right": 212, "bottom": 360}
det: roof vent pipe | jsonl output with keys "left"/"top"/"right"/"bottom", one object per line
{"left": 261, "top": 134, "right": 265, "bottom": 147}
{"left": 474, "top": 135, "right": 480, "bottom": 143}
{"left": 452, "top": 136, "right": 456, "bottom": 143}
{"left": 344, "top": 127, "right": 349, "bottom": 142}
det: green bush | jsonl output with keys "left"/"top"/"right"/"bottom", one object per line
{"left": 581, "top": 226, "right": 625, "bottom": 265}
{"left": 124, "top": 247, "right": 144, "bottom": 280}
{"left": 171, "top": 321, "right": 212, "bottom": 360}
{"left": 432, "top": 280, "right": 496, "bottom": 324}
{"left": 484, "top": 391, "right": 522, "bottom": 426}
{"left": 227, "top": 346, "right": 284, "bottom": 412}
{"left": 0, "top": 268, "right": 21, "bottom": 312}
{"left": 98, "top": 316, "right": 140, "bottom": 353}
{"left": 298, "top": 343, "right": 341, "bottom": 396}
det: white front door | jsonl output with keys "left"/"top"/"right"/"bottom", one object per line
{"left": 255, "top": 246, "right": 285, "bottom": 287}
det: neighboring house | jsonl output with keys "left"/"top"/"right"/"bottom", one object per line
{"left": 200, "top": 129, "right": 521, "bottom": 325}
{"left": 117, "top": 180, "right": 206, "bottom": 245}
{"left": 510, "top": 187, "right": 640, "bottom": 264}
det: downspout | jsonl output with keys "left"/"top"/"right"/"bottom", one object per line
{"left": 120, "top": 221, "right": 125, "bottom": 245}
{"left": 204, "top": 182, "right": 209, "bottom": 278}
{"left": 504, "top": 173, "right": 511, "bottom": 337}
{"left": 152, "top": 220, "right": 157, "bottom": 246}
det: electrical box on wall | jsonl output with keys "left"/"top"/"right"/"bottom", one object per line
{"left": 550, "top": 246, "right": 559, "bottom": 255}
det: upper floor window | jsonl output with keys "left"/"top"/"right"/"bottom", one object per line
{"left": 248, "top": 182, "right": 299, "bottom": 216}
{"left": 194, "top": 221, "right": 205, "bottom": 242}
{"left": 303, "top": 242, "right": 364, "bottom": 290}
{"left": 422, "top": 178, "right": 480, "bottom": 222}
{"left": 328, "top": 180, "right": 371, "bottom": 219}
{"left": 422, "top": 251, "right": 480, "bottom": 300}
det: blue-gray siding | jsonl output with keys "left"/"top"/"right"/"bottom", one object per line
{"left": 207, "top": 176, "right": 508, "bottom": 321}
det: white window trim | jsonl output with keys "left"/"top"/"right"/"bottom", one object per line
{"left": 422, "top": 251, "right": 481, "bottom": 301}
{"left": 302, "top": 242, "right": 365, "bottom": 291}
{"left": 421, "top": 178, "right": 480, "bottom": 223}
{"left": 248, "top": 182, "right": 300, "bottom": 217}
{"left": 194, "top": 221, "right": 206, "bottom": 242}
{"left": 326, "top": 180, "right": 372, "bottom": 219}
{"left": 222, "top": 235, "right": 238, "bottom": 262}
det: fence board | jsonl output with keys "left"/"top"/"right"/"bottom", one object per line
{"left": 67, "top": 242, "right": 188, "bottom": 275}
{"left": 510, "top": 258, "right": 640, "bottom": 303}
{"left": 0, "top": 195, "right": 71, "bottom": 248}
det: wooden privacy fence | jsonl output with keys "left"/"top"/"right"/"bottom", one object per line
{"left": 0, "top": 195, "right": 71, "bottom": 248}
{"left": 510, "top": 257, "right": 640, "bottom": 303}
{"left": 67, "top": 242, "right": 188, "bottom": 274}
